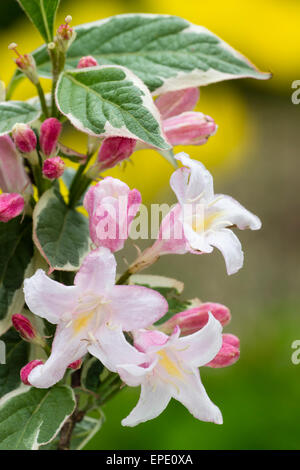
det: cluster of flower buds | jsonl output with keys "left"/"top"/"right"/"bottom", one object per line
{"left": 8, "top": 43, "right": 39, "bottom": 85}
{"left": 56, "top": 15, "right": 76, "bottom": 53}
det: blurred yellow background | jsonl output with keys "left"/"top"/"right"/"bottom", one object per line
{"left": 1, "top": 0, "right": 300, "bottom": 450}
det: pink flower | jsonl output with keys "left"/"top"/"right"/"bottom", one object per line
{"left": 12, "top": 123, "right": 37, "bottom": 153}
{"left": 12, "top": 313, "right": 36, "bottom": 341}
{"left": 160, "top": 302, "right": 231, "bottom": 336}
{"left": 20, "top": 360, "right": 44, "bottom": 385}
{"left": 89, "top": 314, "right": 223, "bottom": 426}
{"left": 206, "top": 334, "right": 240, "bottom": 368}
{"left": 97, "top": 137, "right": 136, "bottom": 171}
{"left": 39, "top": 118, "right": 62, "bottom": 157}
{"left": 84, "top": 177, "right": 141, "bottom": 252}
{"left": 23, "top": 247, "right": 168, "bottom": 388}
{"left": 147, "top": 153, "right": 261, "bottom": 275}
{"left": 163, "top": 112, "right": 217, "bottom": 146}
{"left": 0, "top": 135, "right": 31, "bottom": 194}
{"left": 42, "top": 156, "right": 65, "bottom": 180}
{"left": 0, "top": 193, "right": 24, "bottom": 222}
{"left": 77, "top": 56, "right": 98, "bottom": 68}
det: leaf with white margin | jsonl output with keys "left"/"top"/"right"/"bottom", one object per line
{"left": 0, "top": 101, "right": 41, "bottom": 136}
{"left": 9, "top": 14, "right": 270, "bottom": 97}
{"left": 0, "top": 216, "right": 34, "bottom": 335}
{"left": 0, "top": 385, "right": 76, "bottom": 450}
{"left": 33, "top": 187, "right": 90, "bottom": 271}
{"left": 0, "top": 328, "right": 30, "bottom": 398}
{"left": 55, "top": 65, "right": 170, "bottom": 150}
{"left": 17, "top": 0, "right": 60, "bottom": 43}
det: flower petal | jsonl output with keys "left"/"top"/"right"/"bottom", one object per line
{"left": 110, "top": 285, "right": 168, "bottom": 330}
{"left": 177, "top": 312, "right": 223, "bottom": 367}
{"left": 117, "top": 362, "right": 155, "bottom": 387}
{"left": 171, "top": 368, "right": 223, "bottom": 424}
{"left": 88, "top": 322, "right": 147, "bottom": 372}
{"left": 28, "top": 323, "right": 88, "bottom": 388}
{"left": 175, "top": 152, "right": 214, "bottom": 202}
{"left": 155, "top": 88, "right": 200, "bottom": 119}
{"left": 74, "top": 247, "right": 116, "bottom": 294}
{"left": 121, "top": 381, "right": 171, "bottom": 427}
{"left": 170, "top": 166, "right": 190, "bottom": 205}
{"left": 206, "top": 228, "right": 244, "bottom": 275}
{"left": 24, "top": 269, "right": 78, "bottom": 324}
{"left": 212, "top": 194, "right": 262, "bottom": 230}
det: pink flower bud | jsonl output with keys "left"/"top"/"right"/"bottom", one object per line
{"left": 155, "top": 88, "right": 200, "bottom": 119}
{"left": 160, "top": 302, "right": 231, "bottom": 336}
{"left": 84, "top": 177, "right": 141, "bottom": 252}
{"left": 12, "top": 123, "right": 37, "bottom": 153}
{"left": 39, "top": 118, "right": 62, "bottom": 157}
{"left": 56, "top": 16, "right": 76, "bottom": 52}
{"left": 206, "top": 334, "right": 240, "bottom": 368}
{"left": 163, "top": 111, "right": 217, "bottom": 146}
{"left": 12, "top": 313, "right": 36, "bottom": 341}
{"left": 0, "top": 193, "right": 24, "bottom": 222}
{"left": 68, "top": 359, "right": 82, "bottom": 370}
{"left": 77, "top": 56, "right": 98, "bottom": 68}
{"left": 97, "top": 137, "right": 136, "bottom": 171}
{"left": 8, "top": 43, "right": 38, "bottom": 85}
{"left": 20, "top": 360, "right": 44, "bottom": 385}
{"left": 42, "top": 156, "right": 65, "bottom": 180}
{"left": 0, "top": 135, "right": 31, "bottom": 194}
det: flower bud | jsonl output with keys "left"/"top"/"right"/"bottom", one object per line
{"left": 0, "top": 135, "right": 31, "bottom": 194}
{"left": 8, "top": 43, "right": 39, "bottom": 84}
{"left": 77, "top": 55, "right": 98, "bottom": 68}
{"left": 98, "top": 137, "right": 136, "bottom": 171}
{"left": 159, "top": 302, "right": 231, "bottom": 336}
{"left": 155, "top": 88, "right": 200, "bottom": 119}
{"left": 163, "top": 111, "right": 217, "bottom": 146}
{"left": 206, "top": 334, "right": 240, "bottom": 368}
{"left": 39, "top": 118, "right": 62, "bottom": 157}
{"left": 68, "top": 359, "right": 82, "bottom": 370}
{"left": 84, "top": 177, "right": 141, "bottom": 252}
{"left": 42, "top": 156, "right": 65, "bottom": 180}
{"left": 12, "top": 314, "right": 36, "bottom": 341}
{"left": 20, "top": 360, "right": 43, "bottom": 385}
{"left": 56, "top": 16, "right": 76, "bottom": 53}
{"left": 0, "top": 193, "right": 24, "bottom": 222}
{"left": 12, "top": 123, "right": 37, "bottom": 154}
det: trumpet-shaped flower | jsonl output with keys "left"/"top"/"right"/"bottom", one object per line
{"left": 90, "top": 313, "right": 223, "bottom": 427}
{"left": 84, "top": 177, "right": 141, "bottom": 252}
{"left": 23, "top": 247, "right": 168, "bottom": 388}
{"left": 149, "top": 153, "right": 261, "bottom": 275}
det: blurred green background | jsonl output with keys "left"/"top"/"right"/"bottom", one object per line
{"left": 1, "top": 0, "right": 300, "bottom": 450}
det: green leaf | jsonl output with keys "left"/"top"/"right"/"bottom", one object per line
{"left": 0, "top": 101, "right": 41, "bottom": 136}
{"left": 0, "top": 216, "right": 34, "bottom": 332}
{"left": 33, "top": 187, "right": 90, "bottom": 271}
{"left": 11, "top": 14, "right": 270, "bottom": 97}
{"left": 81, "top": 356, "right": 104, "bottom": 393}
{"left": 0, "top": 329, "right": 30, "bottom": 398}
{"left": 56, "top": 66, "right": 169, "bottom": 149}
{"left": 0, "top": 384, "right": 76, "bottom": 450}
{"left": 41, "top": 410, "right": 103, "bottom": 450}
{"left": 17, "top": 0, "right": 60, "bottom": 43}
